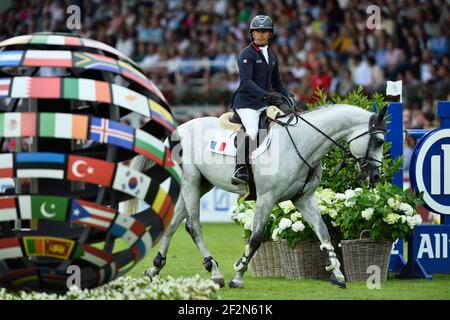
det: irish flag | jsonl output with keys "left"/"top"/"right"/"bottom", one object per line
{"left": 0, "top": 112, "right": 36, "bottom": 137}
{"left": 63, "top": 78, "right": 111, "bottom": 103}
{"left": 23, "top": 50, "right": 72, "bottom": 67}
{"left": 39, "top": 112, "right": 89, "bottom": 140}
{"left": 30, "top": 35, "right": 81, "bottom": 46}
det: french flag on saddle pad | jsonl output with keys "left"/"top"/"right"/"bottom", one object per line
{"left": 210, "top": 140, "right": 226, "bottom": 152}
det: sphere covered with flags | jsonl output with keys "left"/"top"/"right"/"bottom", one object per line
{"left": 0, "top": 32, "right": 181, "bottom": 292}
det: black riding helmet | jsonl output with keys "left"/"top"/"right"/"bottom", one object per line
{"left": 249, "top": 15, "right": 274, "bottom": 33}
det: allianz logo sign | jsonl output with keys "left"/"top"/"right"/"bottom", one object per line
{"left": 417, "top": 233, "right": 450, "bottom": 259}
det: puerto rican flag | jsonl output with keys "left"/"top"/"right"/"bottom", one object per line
{"left": 89, "top": 117, "right": 134, "bottom": 150}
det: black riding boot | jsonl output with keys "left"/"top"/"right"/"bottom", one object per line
{"left": 231, "top": 133, "right": 250, "bottom": 185}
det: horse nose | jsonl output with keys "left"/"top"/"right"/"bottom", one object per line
{"left": 370, "top": 171, "right": 380, "bottom": 182}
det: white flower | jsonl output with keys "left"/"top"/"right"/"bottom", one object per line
{"left": 291, "top": 221, "right": 305, "bottom": 232}
{"left": 345, "top": 189, "right": 357, "bottom": 199}
{"left": 236, "top": 212, "right": 245, "bottom": 223}
{"left": 383, "top": 213, "right": 401, "bottom": 224}
{"left": 406, "top": 215, "right": 422, "bottom": 229}
{"left": 354, "top": 188, "right": 362, "bottom": 194}
{"left": 272, "top": 228, "right": 281, "bottom": 241}
{"left": 387, "top": 197, "right": 400, "bottom": 210}
{"left": 413, "top": 214, "right": 422, "bottom": 225}
{"left": 400, "top": 215, "right": 407, "bottom": 223}
{"left": 0, "top": 275, "right": 220, "bottom": 300}
{"left": 328, "top": 209, "right": 338, "bottom": 219}
{"left": 290, "top": 211, "right": 302, "bottom": 222}
{"left": 279, "top": 218, "right": 292, "bottom": 231}
{"left": 361, "top": 208, "right": 374, "bottom": 220}
{"left": 335, "top": 193, "right": 346, "bottom": 200}
{"left": 331, "top": 221, "right": 339, "bottom": 227}
{"left": 318, "top": 204, "right": 327, "bottom": 213}
{"left": 399, "top": 203, "right": 414, "bottom": 216}
{"left": 344, "top": 198, "right": 356, "bottom": 207}
{"left": 279, "top": 201, "right": 296, "bottom": 212}
{"left": 245, "top": 209, "right": 254, "bottom": 216}
{"left": 243, "top": 218, "right": 253, "bottom": 231}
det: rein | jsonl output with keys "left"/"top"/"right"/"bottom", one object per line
{"left": 269, "top": 97, "right": 386, "bottom": 178}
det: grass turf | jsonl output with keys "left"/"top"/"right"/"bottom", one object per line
{"left": 128, "top": 223, "right": 450, "bottom": 300}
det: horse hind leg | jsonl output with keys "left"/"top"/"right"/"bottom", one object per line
{"left": 293, "top": 193, "right": 346, "bottom": 289}
{"left": 183, "top": 173, "right": 225, "bottom": 288}
{"left": 185, "top": 215, "right": 225, "bottom": 288}
{"left": 144, "top": 195, "right": 188, "bottom": 278}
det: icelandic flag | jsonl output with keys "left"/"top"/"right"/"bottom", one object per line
{"left": 89, "top": 117, "right": 134, "bottom": 150}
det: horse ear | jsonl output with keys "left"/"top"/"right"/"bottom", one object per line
{"left": 378, "top": 107, "right": 387, "bottom": 121}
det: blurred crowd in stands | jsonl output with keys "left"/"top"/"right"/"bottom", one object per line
{"left": 0, "top": 0, "right": 449, "bottom": 128}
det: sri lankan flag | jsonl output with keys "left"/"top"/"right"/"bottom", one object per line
{"left": 23, "top": 236, "right": 75, "bottom": 260}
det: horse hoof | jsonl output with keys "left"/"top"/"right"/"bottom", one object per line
{"left": 330, "top": 274, "right": 346, "bottom": 289}
{"left": 212, "top": 278, "right": 225, "bottom": 288}
{"left": 143, "top": 268, "right": 156, "bottom": 279}
{"left": 228, "top": 280, "right": 244, "bottom": 289}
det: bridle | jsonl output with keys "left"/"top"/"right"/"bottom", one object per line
{"left": 269, "top": 95, "right": 387, "bottom": 178}
{"left": 347, "top": 113, "right": 387, "bottom": 178}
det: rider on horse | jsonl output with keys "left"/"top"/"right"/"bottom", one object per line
{"left": 231, "top": 15, "right": 295, "bottom": 185}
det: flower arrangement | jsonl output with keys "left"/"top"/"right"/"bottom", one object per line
{"left": 232, "top": 196, "right": 337, "bottom": 249}
{"left": 232, "top": 183, "right": 422, "bottom": 248}
{"left": 318, "top": 183, "right": 423, "bottom": 241}
{"left": 0, "top": 275, "right": 220, "bottom": 300}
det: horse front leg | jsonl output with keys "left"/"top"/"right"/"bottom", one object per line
{"left": 229, "top": 195, "right": 275, "bottom": 289}
{"left": 294, "top": 193, "right": 346, "bottom": 289}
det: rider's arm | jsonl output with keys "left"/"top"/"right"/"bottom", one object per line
{"left": 237, "top": 54, "right": 268, "bottom": 99}
{"left": 271, "top": 54, "right": 289, "bottom": 97}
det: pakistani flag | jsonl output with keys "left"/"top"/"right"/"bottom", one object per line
{"left": 19, "top": 195, "right": 68, "bottom": 221}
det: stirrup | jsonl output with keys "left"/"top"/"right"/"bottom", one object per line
{"left": 231, "top": 166, "right": 248, "bottom": 185}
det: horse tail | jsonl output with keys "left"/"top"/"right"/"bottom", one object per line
{"left": 122, "top": 155, "right": 155, "bottom": 215}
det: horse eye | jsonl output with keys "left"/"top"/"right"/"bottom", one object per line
{"left": 375, "top": 138, "right": 384, "bottom": 145}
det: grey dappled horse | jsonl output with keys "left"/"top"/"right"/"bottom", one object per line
{"left": 125, "top": 104, "right": 387, "bottom": 289}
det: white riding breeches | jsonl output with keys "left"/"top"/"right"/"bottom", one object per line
{"left": 235, "top": 107, "right": 267, "bottom": 140}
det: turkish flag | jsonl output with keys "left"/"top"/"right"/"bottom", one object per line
{"left": 67, "top": 155, "right": 115, "bottom": 186}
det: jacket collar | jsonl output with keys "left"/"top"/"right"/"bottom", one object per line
{"left": 251, "top": 42, "right": 261, "bottom": 52}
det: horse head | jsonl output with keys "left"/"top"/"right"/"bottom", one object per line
{"left": 348, "top": 107, "right": 387, "bottom": 183}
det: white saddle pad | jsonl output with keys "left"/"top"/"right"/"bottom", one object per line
{"left": 209, "top": 128, "right": 272, "bottom": 160}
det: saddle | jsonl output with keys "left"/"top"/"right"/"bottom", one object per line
{"left": 218, "top": 106, "right": 283, "bottom": 147}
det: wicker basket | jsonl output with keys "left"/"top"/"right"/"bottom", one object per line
{"left": 341, "top": 238, "right": 393, "bottom": 282}
{"left": 278, "top": 239, "right": 341, "bottom": 280}
{"left": 246, "top": 240, "right": 285, "bottom": 277}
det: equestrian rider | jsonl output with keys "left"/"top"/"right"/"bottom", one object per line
{"left": 231, "top": 15, "right": 294, "bottom": 185}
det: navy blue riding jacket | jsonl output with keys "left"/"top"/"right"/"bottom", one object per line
{"left": 231, "top": 42, "right": 289, "bottom": 110}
